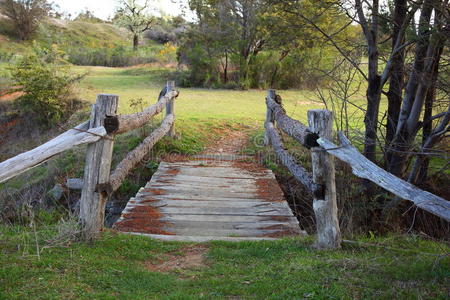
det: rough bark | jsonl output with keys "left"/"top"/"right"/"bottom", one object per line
{"left": 387, "top": 0, "right": 435, "bottom": 175}
{"left": 385, "top": 0, "right": 407, "bottom": 153}
{"left": 0, "top": 122, "right": 106, "bottom": 184}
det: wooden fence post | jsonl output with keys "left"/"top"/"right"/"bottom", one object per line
{"left": 264, "top": 89, "right": 276, "bottom": 145}
{"left": 166, "top": 81, "right": 176, "bottom": 137}
{"left": 80, "top": 94, "right": 119, "bottom": 239}
{"left": 308, "top": 109, "right": 341, "bottom": 249}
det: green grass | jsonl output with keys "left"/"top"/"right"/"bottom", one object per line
{"left": 73, "top": 65, "right": 367, "bottom": 127}
{"left": 0, "top": 225, "right": 448, "bottom": 299}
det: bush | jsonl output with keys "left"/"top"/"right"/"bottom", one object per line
{"left": 9, "top": 44, "right": 83, "bottom": 126}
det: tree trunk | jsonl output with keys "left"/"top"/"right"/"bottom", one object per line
{"left": 412, "top": 45, "right": 443, "bottom": 184}
{"left": 387, "top": 0, "right": 434, "bottom": 176}
{"left": 133, "top": 34, "right": 139, "bottom": 51}
{"left": 224, "top": 50, "right": 228, "bottom": 83}
{"left": 385, "top": 0, "right": 407, "bottom": 161}
{"left": 362, "top": 0, "right": 381, "bottom": 164}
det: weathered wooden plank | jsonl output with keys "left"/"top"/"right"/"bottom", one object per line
{"left": 122, "top": 205, "right": 294, "bottom": 216}
{"left": 150, "top": 174, "right": 259, "bottom": 186}
{"left": 158, "top": 165, "right": 273, "bottom": 179}
{"left": 137, "top": 193, "right": 284, "bottom": 202}
{"left": 127, "top": 199, "right": 292, "bottom": 209}
{"left": 165, "top": 227, "right": 301, "bottom": 237}
{"left": 319, "top": 132, "right": 450, "bottom": 222}
{"left": 139, "top": 189, "right": 266, "bottom": 200}
{"left": 158, "top": 214, "right": 298, "bottom": 223}
{"left": 155, "top": 220, "right": 301, "bottom": 231}
{"left": 66, "top": 178, "right": 84, "bottom": 190}
{"left": 0, "top": 122, "right": 106, "bottom": 183}
{"left": 116, "top": 89, "right": 178, "bottom": 134}
{"left": 123, "top": 232, "right": 279, "bottom": 242}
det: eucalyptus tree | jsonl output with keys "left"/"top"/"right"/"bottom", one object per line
{"left": 269, "top": 0, "right": 449, "bottom": 186}
{"left": 115, "top": 0, "right": 155, "bottom": 50}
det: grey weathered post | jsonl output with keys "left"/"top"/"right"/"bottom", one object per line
{"left": 264, "top": 89, "right": 277, "bottom": 145}
{"left": 307, "top": 109, "right": 341, "bottom": 249}
{"left": 166, "top": 81, "right": 176, "bottom": 137}
{"left": 80, "top": 94, "right": 118, "bottom": 239}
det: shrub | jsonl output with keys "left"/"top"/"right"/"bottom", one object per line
{"left": 9, "top": 44, "right": 83, "bottom": 126}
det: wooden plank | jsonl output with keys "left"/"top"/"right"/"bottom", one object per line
{"left": 123, "top": 205, "right": 294, "bottom": 216}
{"left": 165, "top": 227, "right": 301, "bottom": 237}
{"left": 138, "top": 189, "right": 266, "bottom": 200}
{"left": 122, "top": 232, "right": 279, "bottom": 242}
{"left": 136, "top": 193, "right": 285, "bottom": 202}
{"left": 158, "top": 165, "right": 273, "bottom": 179}
{"left": 0, "top": 122, "right": 106, "bottom": 183}
{"left": 126, "top": 199, "right": 292, "bottom": 209}
{"left": 150, "top": 174, "right": 258, "bottom": 186}
{"left": 153, "top": 220, "right": 301, "bottom": 231}
{"left": 158, "top": 214, "right": 298, "bottom": 223}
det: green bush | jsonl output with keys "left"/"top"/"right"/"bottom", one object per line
{"left": 9, "top": 44, "right": 83, "bottom": 126}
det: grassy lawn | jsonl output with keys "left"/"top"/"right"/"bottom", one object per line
{"left": 0, "top": 226, "right": 449, "bottom": 299}
{"left": 73, "top": 65, "right": 367, "bottom": 128}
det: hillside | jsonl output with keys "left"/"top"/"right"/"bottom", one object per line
{"left": 0, "top": 16, "right": 169, "bottom": 66}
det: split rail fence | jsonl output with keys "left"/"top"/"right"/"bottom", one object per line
{"left": 264, "top": 89, "right": 450, "bottom": 248}
{"left": 0, "top": 81, "right": 179, "bottom": 238}
{"left": 0, "top": 84, "right": 449, "bottom": 246}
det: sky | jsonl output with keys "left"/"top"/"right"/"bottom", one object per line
{"left": 52, "top": 0, "right": 189, "bottom": 20}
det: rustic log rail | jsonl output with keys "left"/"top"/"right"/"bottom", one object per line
{"left": 0, "top": 81, "right": 179, "bottom": 238}
{"left": 264, "top": 89, "right": 450, "bottom": 248}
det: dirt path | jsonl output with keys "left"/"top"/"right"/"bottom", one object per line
{"left": 201, "top": 125, "right": 255, "bottom": 155}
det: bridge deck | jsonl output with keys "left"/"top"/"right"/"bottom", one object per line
{"left": 113, "top": 158, "right": 304, "bottom": 241}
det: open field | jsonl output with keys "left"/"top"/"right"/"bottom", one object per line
{"left": 73, "top": 65, "right": 367, "bottom": 129}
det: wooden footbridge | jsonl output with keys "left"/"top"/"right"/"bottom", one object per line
{"left": 1, "top": 81, "right": 449, "bottom": 248}
{"left": 113, "top": 157, "right": 303, "bottom": 241}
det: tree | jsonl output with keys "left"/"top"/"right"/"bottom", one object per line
{"left": 115, "top": 0, "right": 154, "bottom": 51}
{"left": 0, "top": 0, "right": 51, "bottom": 40}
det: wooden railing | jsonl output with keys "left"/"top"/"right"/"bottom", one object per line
{"left": 0, "top": 81, "right": 179, "bottom": 238}
{"left": 264, "top": 89, "right": 450, "bottom": 249}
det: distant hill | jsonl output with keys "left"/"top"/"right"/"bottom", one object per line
{"left": 0, "top": 17, "right": 168, "bottom": 67}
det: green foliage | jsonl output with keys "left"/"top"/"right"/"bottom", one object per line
{"left": 8, "top": 44, "right": 82, "bottom": 126}
{"left": 0, "top": 0, "right": 52, "bottom": 41}
{"left": 177, "top": 0, "right": 361, "bottom": 90}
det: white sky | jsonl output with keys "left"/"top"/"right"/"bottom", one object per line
{"left": 52, "top": 0, "right": 188, "bottom": 20}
